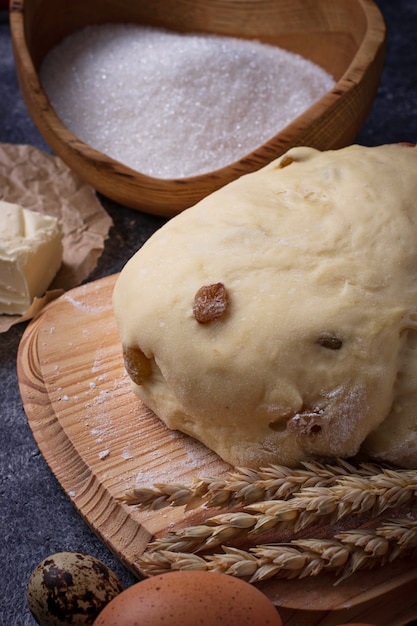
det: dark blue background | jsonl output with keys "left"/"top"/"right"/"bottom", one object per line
{"left": 1, "top": 2, "right": 416, "bottom": 623}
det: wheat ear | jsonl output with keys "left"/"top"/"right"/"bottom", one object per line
{"left": 122, "top": 459, "right": 387, "bottom": 511}
{"left": 144, "top": 469, "right": 417, "bottom": 553}
{"left": 137, "top": 518, "right": 417, "bottom": 584}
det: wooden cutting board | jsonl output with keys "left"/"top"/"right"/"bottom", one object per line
{"left": 17, "top": 274, "right": 417, "bottom": 626}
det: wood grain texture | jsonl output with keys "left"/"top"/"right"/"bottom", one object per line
{"left": 17, "top": 275, "right": 417, "bottom": 625}
{"left": 9, "top": 0, "right": 386, "bottom": 216}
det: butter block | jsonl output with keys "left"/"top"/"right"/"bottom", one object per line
{"left": 0, "top": 200, "right": 63, "bottom": 315}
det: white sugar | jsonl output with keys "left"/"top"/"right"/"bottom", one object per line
{"left": 40, "top": 24, "right": 335, "bottom": 179}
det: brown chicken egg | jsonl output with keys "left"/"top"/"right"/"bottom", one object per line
{"left": 93, "top": 570, "right": 282, "bottom": 626}
{"left": 27, "top": 552, "right": 124, "bottom": 625}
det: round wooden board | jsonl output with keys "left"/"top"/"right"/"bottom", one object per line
{"left": 17, "top": 274, "right": 417, "bottom": 625}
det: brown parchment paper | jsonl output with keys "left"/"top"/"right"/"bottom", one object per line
{"left": 0, "top": 143, "right": 113, "bottom": 332}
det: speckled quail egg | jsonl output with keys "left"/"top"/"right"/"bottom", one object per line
{"left": 27, "top": 552, "right": 124, "bottom": 625}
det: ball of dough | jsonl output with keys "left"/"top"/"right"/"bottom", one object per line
{"left": 113, "top": 144, "right": 417, "bottom": 468}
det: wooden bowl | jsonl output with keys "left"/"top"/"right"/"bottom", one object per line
{"left": 10, "top": 0, "right": 386, "bottom": 217}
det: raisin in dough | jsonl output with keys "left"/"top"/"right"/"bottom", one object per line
{"left": 113, "top": 144, "right": 417, "bottom": 468}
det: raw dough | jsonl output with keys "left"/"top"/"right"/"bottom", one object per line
{"left": 113, "top": 144, "right": 417, "bottom": 468}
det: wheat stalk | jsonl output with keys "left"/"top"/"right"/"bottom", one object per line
{"left": 122, "top": 459, "right": 387, "bottom": 511}
{"left": 143, "top": 469, "right": 417, "bottom": 553}
{"left": 137, "top": 518, "right": 417, "bottom": 584}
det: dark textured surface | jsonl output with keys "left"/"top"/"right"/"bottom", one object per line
{"left": 0, "top": 2, "right": 416, "bottom": 624}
